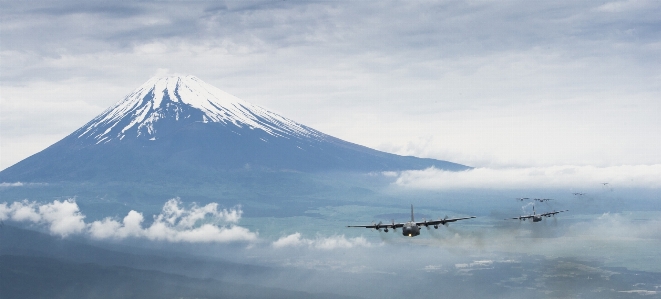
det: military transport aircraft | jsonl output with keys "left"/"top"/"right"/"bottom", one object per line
{"left": 533, "top": 198, "right": 553, "bottom": 202}
{"left": 347, "top": 205, "right": 476, "bottom": 237}
{"left": 506, "top": 206, "right": 568, "bottom": 222}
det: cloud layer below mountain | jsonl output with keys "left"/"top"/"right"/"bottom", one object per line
{"left": 392, "top": 164, "right": 661, "bottom": 189}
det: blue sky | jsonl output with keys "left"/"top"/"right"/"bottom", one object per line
{"left": 2, "top": 0, "right": 660, "bottom": 170}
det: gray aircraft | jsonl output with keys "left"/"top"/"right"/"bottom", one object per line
{"left": 533, "top": 198, "right": 553, "bottom": 202}
{"left": 506, "top": 205, "right": 568, "bottom": 222}
{"left": 347, "top": 205, "right": 476, "bottom": 237}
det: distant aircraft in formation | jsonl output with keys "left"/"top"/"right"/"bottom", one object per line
{"left": 506, "top": 206, "right": 568, "bottom": 222}
{"left": 516, "top": 197, "right": 553, "bottom": 202}
{"left": 347, "top": 205, "right": 475, "bottom": 237}
{"left": 572, "top": 192, "right": 586, "bottom": 196}
{"left": 533, "top": 198, "right": 553, "bottom": 202}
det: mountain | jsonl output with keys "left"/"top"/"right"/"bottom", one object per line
{"left": 0, "top": 76, "right": 468, "bottom": 183}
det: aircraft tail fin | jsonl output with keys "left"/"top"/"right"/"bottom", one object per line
{"left": 411, "top": 204, "right": 414, "bottom": 222}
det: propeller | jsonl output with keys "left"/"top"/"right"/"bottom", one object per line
{"left": 376, "top": 221, "right": 382, "bottom": 231}
{"left": 423, "top": 218, "right": 430, "bottom": 230}
{"left": 391, "top": 219, "right": 397, "bottom": 231}
{"left": 371, "top": 221, "right": 383, "bottom": 231}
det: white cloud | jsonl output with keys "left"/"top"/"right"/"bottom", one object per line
{"left": 4, "top": 201, "right": 42, "bottom": 222}
{"left": 596, "top": 0, "right": 654, "bottom": 12}
{"left": 2, "top": 198, "right": 258, "bottom": 243}
{"left": 0, "top": 199, "right": 85, "bottom": 236}
{"left": 150, "top": 224, "right": 257, "bottom": 243}
{"left": 89, "top": 198, "right": 257, "bottom": 243}
{"left": 155, "top": 198, "right": 242, "bottom": 228}
{"left": 88, "top": 210, "right": 144, "bottom": 239}
{"left": 272, "top": 232, "right": 305, "bottom": 248}
{"left": 273, "top": 232, "right": 372, "bottom": 250}
{"left": 567, "top": 213, "right": 661, "bottom": 240}
{"left": 393, "top": 165, "right": 661, "bottom": 189}
{"left": 38, "top": 199, "right": 86, "bottom": 237}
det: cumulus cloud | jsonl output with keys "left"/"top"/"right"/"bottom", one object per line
{"left": 393, "top": 165, "right": 661, "bottom": 189}
{"left": 88, "top": 198, "right": 257, "bottom": 243}
{"left": 273, "top": 232, "right": 371, "bottom": 250}
{"left": 0, "top": 199, "right": 85, "bottom": 236}
{"left": 38, "top": 199, "right": 87, "bottom": 236}
{"left": 2, "top": 198, "right": 257, "bottom": 243}
{"left": 88, "top": 210, "right": 144, "bottom": 239}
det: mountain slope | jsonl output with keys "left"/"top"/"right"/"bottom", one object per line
{"left": 0, "top": 76, "right": 468, "bottom": 183}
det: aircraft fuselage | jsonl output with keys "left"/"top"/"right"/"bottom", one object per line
{"left": 402, "top": 222, "right": 420, "bottom": 237}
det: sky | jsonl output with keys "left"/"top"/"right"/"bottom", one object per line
{"left": 1, "top": 0, "right": 660, "bottom": 171}
{"left": 3, "top": 4, "right": 661, "bottom": 297}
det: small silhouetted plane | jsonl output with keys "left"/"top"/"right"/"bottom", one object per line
{"left": 347, "top": 205, "right": 476, "bottom": 237}
{"left": 534, "top": 198, "right": 553, "bottom": 202}
{"left": 516, "top": 197, "right": 530, "bottom": 201}
{"left": 506, "top": 206, "right": 568, "bottom": 222}
{"left": 572, "top": 192, "right": 585, "bottom": 196}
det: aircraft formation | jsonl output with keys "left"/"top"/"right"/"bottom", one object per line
{"left": 347, "top": 202, "right": 567, "bottom": 237}
{"left": 347, "top": 183, "right": 614, "bottom": 237}
{"left": 517, "top": 197, "right": 553, "bottom": 202}
{"left": 534, "top": 198, "right": 553, "bottom": 202}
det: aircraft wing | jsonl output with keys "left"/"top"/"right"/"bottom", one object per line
{"left": 417, "top": 216, "right": 476, "bottom": 226}
{"left": 347, "top": 222, "right": 404, "bottom": 229}
{"left": 539, "top": 210, "right": 568, "bottom": 217}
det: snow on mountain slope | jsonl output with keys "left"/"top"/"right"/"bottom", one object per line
{"left": 76, "top": 76, "right": 324, "bottom": 144}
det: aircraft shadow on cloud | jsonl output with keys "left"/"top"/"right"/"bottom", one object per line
{"left": 347, "top": 205, "right": 476, "bottom": 237}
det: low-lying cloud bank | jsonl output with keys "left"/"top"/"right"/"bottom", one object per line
{"left": 0, "top": 199, "right": 85, "bottom": 237}
{"left": 393, "top": 165, "right": 661, "bottom": 189}
{"left": 0, "top": 198, "right": 257, "bottom": 243}
{"left": 273, "top": 232, "right": 372, "bottom": 250}
{"left": 0, "top": 182, "right": 48, "bottom": 187}
{"left": 567, "top": 212, "right": 661, "bottom": 241}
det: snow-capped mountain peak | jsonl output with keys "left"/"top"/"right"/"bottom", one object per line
{"left": 1, "top": 75, "right": 469, "bottom": 181}
{"left": 76, "top": 76, "right": 322, "bottom": 143}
